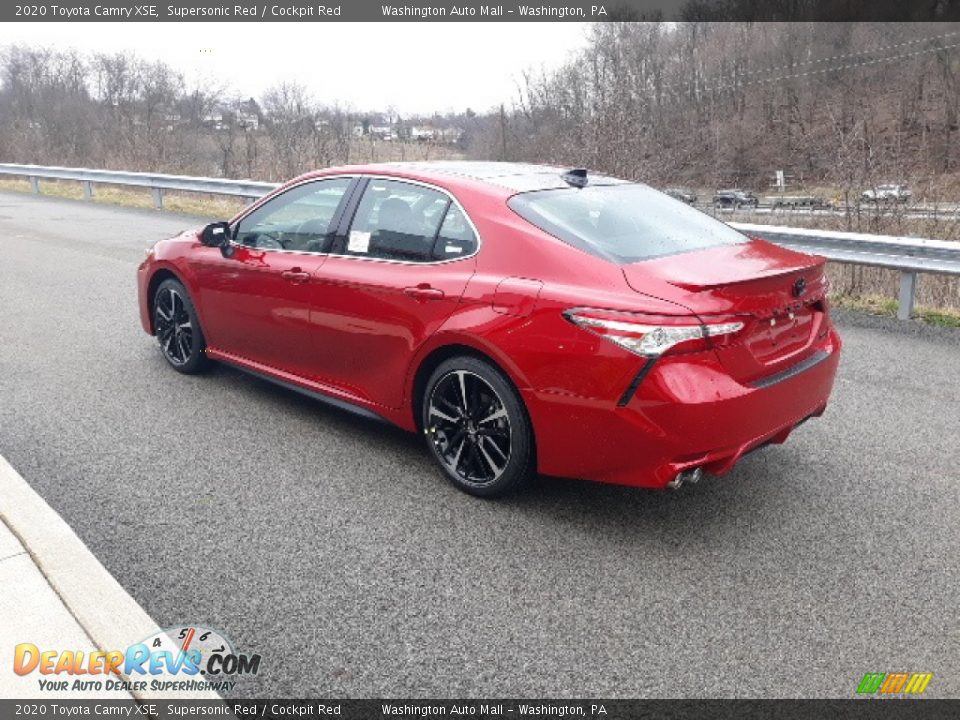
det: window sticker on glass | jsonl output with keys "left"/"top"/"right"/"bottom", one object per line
{"left": 348, "top": 230, "right": 371, "bottom": 254}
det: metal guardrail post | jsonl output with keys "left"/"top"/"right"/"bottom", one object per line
{"left": 82, "top": 181, "right": 93, "bottom": 201}
{"left": 29, "top": 177, "right": 39, "bottom": 194}
{"left": 898, "top": 271, "right": 917, "bottom": 320}
{"left": 151, "top": 188, "right": 164, "bottom": 210}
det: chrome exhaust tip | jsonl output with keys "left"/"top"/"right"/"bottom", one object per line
{"left": 667, "top": 467, "right": 704, "bottom": 490}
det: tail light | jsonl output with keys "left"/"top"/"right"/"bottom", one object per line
{"left": 564, "top": 309, "right": 744, "bottom": 358}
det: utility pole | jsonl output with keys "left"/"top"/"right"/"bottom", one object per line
{"left": 499, "top": 104, "right": 508, "bottom": 161}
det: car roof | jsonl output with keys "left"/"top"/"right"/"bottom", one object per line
{"left": 307, "top": 161, "right": 630, "bottom": 193}
{"left": 384, "top": 161, "right": 630, "bottom": 191}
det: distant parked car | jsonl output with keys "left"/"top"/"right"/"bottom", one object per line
{"left": 664, "top": 187, "right": 697, "bottom": 204}
{"left": 713, "top": 189, "right": 759, "bottom": 209}
{"left": 861, "top": 185, "right": 911, "bottom": 203}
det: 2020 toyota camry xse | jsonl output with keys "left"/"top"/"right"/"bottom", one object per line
{"left": 138, "top": 162, "right": 841, "bottom": 497}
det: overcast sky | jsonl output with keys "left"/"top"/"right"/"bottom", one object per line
{"left": 5, "top": 23, "right": 591, "bottom": 115}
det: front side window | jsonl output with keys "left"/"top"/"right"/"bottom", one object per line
{"left": 344, "top": 179, "right": 476, "bottom": 262}
{"left": 234, "top": 177, "right": 352, "bottom": 253}
{"left": 509, "top": 183, "right": 748, "bottom": 264}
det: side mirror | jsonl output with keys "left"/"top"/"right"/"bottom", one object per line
{"left": 200, "top": 221, "right": 231, "bottom": 248}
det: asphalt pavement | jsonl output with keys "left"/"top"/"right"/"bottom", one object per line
{"left": 0, "top": 191, "right": 958, "bottom": 698}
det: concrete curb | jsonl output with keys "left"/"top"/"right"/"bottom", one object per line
{"left": 0, "top": 454, "right": 220, "bottom": 702}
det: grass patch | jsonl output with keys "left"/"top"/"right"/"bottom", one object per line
{"left": 160, "top": 194, "right": 244, "bottom": 218}
{"left": 918, "top": 308, "right": 960, "bottom": 327}
{"left": 0, "top": 178, "right": 33, "bottom": 193}
{"left": 0, "top": 177, "right": 244, "bottom": 218}
{"left": 832, "top": 293, "right": 960, "bottom": 327}
{"left": 831, "top": 294, "right": 899, "bottom": 316}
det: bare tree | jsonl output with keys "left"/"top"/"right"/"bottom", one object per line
{"left": 261, "top": 82, "right": 315, "bottom": 179}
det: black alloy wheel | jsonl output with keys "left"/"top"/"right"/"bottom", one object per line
{"left": 153, "top": 278, "right": 209, "bottom": 374}
{"left": 422, "top": 356, "right": 533, "bottom": 497}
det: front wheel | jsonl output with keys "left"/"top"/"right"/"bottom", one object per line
{"left": 421, "top": 356, "right": 534, "bottom": 497}
{"left": 153, "top": 278, "right": 210, "bottom": 374}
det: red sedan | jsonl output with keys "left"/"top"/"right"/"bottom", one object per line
{"left": 137, "top": 162, "right": 841, "bottom": 496}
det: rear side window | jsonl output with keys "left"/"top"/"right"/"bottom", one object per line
{"left": 508, "top": 184, "right": 747, "bottom": 264}
{"left": 344, "top": 179, "right": 477, "bottom": 262}
{"left": 435, "top": 204, "right": 478, "bottom": 259}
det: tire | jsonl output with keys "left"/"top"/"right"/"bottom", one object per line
{"left": 153, "top": 278, "right": 210, "bottom": 374}
{"left": 421, "top": 355, "right": 534, "bottom": 498}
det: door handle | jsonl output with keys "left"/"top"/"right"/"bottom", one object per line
{"left": 281, "top": 269, "right": 311, "bottom": 284}
{"left": 404, "top": 285, "right": 445, "bottom": 301}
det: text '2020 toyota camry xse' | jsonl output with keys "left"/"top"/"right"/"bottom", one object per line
{"left": 138, "top": 162, "right": 841, "bottom": 497}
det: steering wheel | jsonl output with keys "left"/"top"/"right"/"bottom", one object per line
{"left": 250, "top": 231, "right": 284, "bottom": 250}
{"left": 292, "top": 220, "right": 330, "bottom": 252}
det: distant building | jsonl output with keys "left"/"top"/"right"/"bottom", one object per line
{"left": 437, "top": 127, "right": 463, "bottom": 143}
{"left": 236, "top": 110, "right": 259, "bottom": 131}
{"left": 369, "top": 125, "right": 396, "bottom": 140}
{"left": 163, "top": 112, "right": 183, "bottom": 132}
{"left": 234, "top": 98, "right": 263, "bottom": 131}
{"left": 201, "top": 112, "right": 225, "bottom": 130}
{"left": 411, "top": 126, "right": 435, "bottom": 141}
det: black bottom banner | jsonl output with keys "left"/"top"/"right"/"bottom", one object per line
{"left": 2, "top": 699, "right": 959, "bottom": 720}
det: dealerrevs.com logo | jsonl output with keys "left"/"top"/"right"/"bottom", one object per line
{"left": 13, "top": 625, "right": 261, "bottom": 694}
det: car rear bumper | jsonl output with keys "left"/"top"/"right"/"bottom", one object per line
{"left": 523, "top": 326, "right": 841, "bottom": 489}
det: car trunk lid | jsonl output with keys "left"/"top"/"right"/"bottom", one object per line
{"left": 621, "top": 239, "right": 830, "bottom": 384}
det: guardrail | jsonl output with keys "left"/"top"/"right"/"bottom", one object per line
{"left": 706, "top": 201, "right": 960, "bottom": 221}
{"left": 0, "top": 163, "right": 278, "bottom": 209}
{"left": 1, "top": 163, "right": 958, "bottom": 320}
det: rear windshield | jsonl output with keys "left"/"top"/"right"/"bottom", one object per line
{"left": 508, "top": 183, "right": 748, "bottom": 264}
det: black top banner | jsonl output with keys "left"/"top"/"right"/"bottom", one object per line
{"left": 5, "top": 0, "right": 960, "bottom": 22}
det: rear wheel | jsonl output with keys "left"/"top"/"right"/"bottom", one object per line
{"left": 422, "top": 356, "right": 534, "bottom": 497}
{"left": 153, "top": 278, "right": 209, "bottom": 374}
